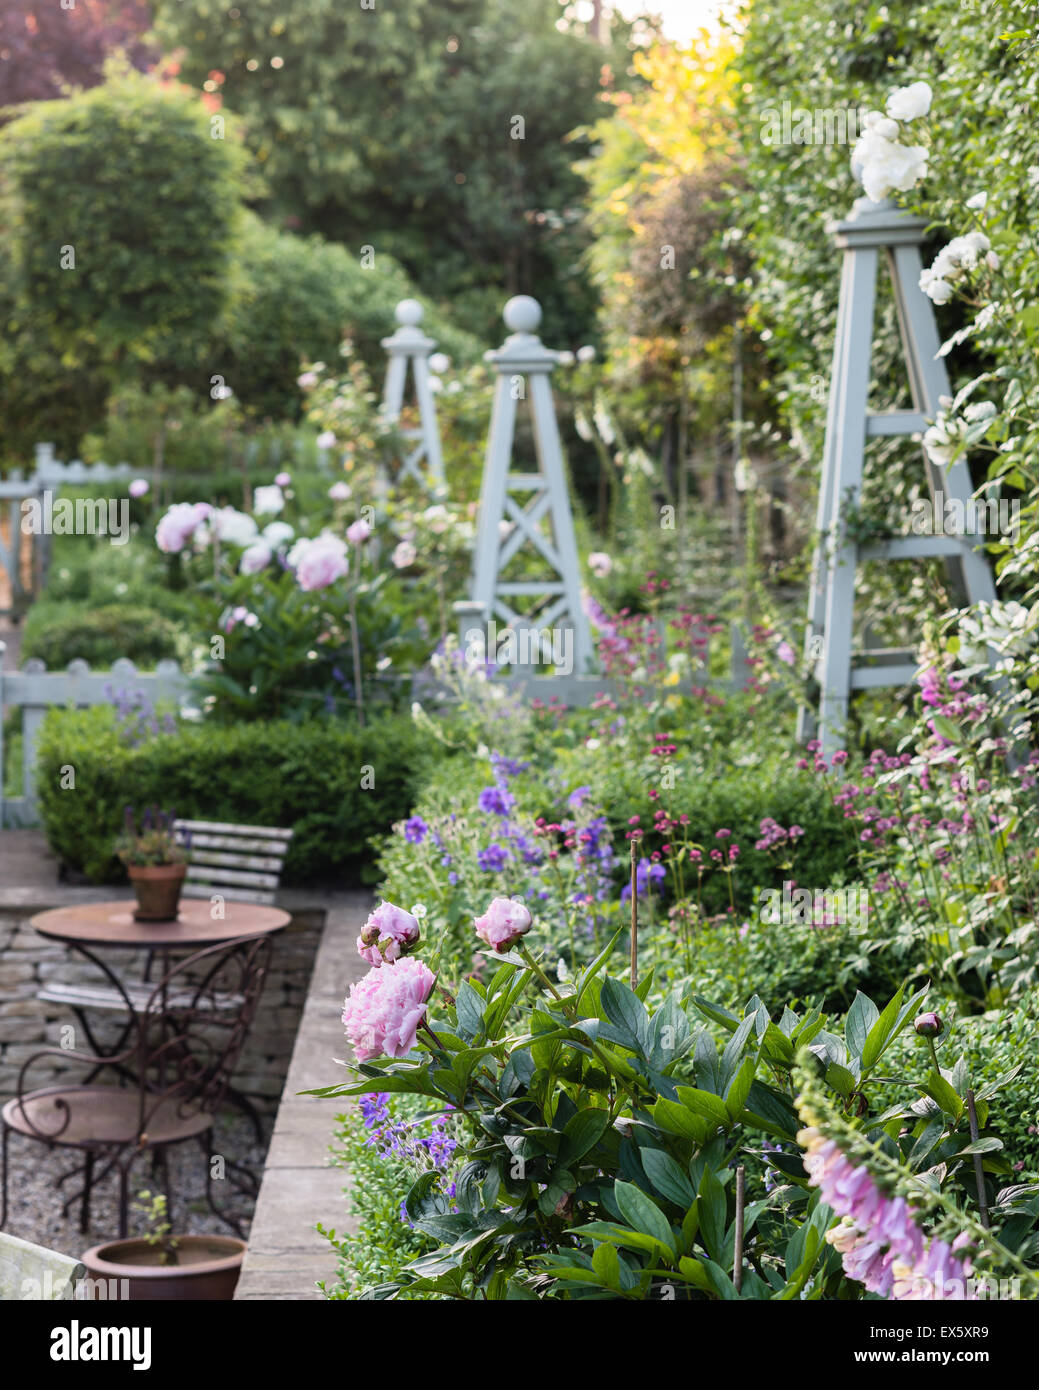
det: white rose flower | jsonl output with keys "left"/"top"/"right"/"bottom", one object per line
{"left": 965, "top": 191, "right": 988, "bottom": 210}
{"left": 922, "top": 409, "right": 969, "bottom": 466}
{"left": 852, "top": 129, "right": 928, "bottom": 202}
{"left": 392, "top": 540, "right": 417, "bottom": 569}
{"left": 886, "top": 81, "right": 932, "bottom": 121}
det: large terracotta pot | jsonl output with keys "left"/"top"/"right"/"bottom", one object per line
{"left": 81, "top": 1235, "right": 246, "bottom": 1301}
{"left": 128, "top": 863, "right": 187, "bottom": 922}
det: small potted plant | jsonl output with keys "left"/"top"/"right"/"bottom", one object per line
{"left": 116, "top": 806, "right": 190, "bottom": 921}
{"left": 81, "top": 1191, "right": 247, "bottom": 1302}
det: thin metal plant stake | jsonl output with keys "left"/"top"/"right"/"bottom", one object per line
{"left": 966, "top": 1089, "right": 990, "bottom": 1229}
{"left": 629, "top": 840, "right": 638, "bottom": 990}
{"left": 733, "top": 1164, "right": 746, "bottom": 1293}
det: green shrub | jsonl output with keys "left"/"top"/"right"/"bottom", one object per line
{"left": 318, "top": 1093, "right": 440, "bottom": 1300}
{"left": 35, "top": 706, "right": 450, "bottom": 884}
{"left": 0, "top": 69, "right": 245, "bottom": 377}
{"left": 22, "top": 602, "right": 180, "bottom": 670}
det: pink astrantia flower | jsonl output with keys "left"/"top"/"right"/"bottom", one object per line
{"left": 474, "top": 897, "right": 532, "bottom": 952}
{"left": 341, "top": 957, "right": 436, "bottom": 1062}
{"left": 357, "top": 900, "right": 421, "bottom": 966}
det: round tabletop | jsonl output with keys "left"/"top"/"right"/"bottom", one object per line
{"left": 29, "top": 898, "right": 291, "bottom": 949}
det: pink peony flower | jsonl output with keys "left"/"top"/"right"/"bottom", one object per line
{"left": 341, "top": 957, "right": 436, "bottom": 1062}
{"left": 155, "top": 502, "right": 211, "bottom": 554}
{"left": 346, "top": 518, "right": 372, "bottom": 545}
{"left": 357, "top": 900, "right": 421, "bottom": 966}
{"left": 474, "top": 897, "right": 532, "bottom": 952}
{"left": 295, "top": 533, "right": 349, "bottom": 591}
{"left": 240, "top": 540, "right": 272, "bottom": 575}
{"left": 274, "top": 472, "right": 291, "bottom": 488}
{"left": 328, "top": 482, "right": 352, "bottom": 502}
{"left": 129, "top": 479, "right": 150, "bottom": 499}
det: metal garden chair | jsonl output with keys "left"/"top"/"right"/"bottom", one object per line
{"left": 2, "top": 934, "right": 272, "bottom": 1240}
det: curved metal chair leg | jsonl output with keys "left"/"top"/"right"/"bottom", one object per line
{"left": 117, "top": 1158, "right": 132, "bottom": 1240}
{"left": 79, "top": 1151, "right": 95, "bottom": 1234}
{"left": 0, "top": 1122, "right": 9, "bottom": 1229}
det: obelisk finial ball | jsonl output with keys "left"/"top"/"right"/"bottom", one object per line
{"left": 503, "top": 296, "right": 542, "bottom": 334}
{"left": 395, "top": 299, "right": 424, "bottom": 327}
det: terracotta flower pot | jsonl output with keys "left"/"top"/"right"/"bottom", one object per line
{"left": 80, "top": 1235, "right": 246, "bottom": 1301}
{"left": 128, "top": 863, "right": 187, "bottom": 922}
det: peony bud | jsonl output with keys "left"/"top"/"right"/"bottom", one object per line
{"left": 474, "top": 897, "right": 532, "bottom": 952}
{"left": 914, "top": 1011, "right": 943, "bottom": 1037}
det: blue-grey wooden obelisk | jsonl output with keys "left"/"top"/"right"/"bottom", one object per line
{"left": 380, "top": 299, "right": 446, "bottom": 494}
{"left": 468, "top": 295, "right": 592, "bottom": 675}
{"left": 799, "top": 196, "right": 998, "bottom": 752}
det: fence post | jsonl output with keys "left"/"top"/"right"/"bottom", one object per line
{"left": 453, "top": 600, "right": 488, "bottom": 664}
{"left": 730, "top": 623, "right": 752, "bottom": 690}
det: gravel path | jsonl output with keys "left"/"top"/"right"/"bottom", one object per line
{"left": 2, "top": 1106, "right": 270, "bottom": 1260}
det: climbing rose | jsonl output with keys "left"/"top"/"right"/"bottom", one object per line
{"left": 393, "top": 541, "right": 417, "bottom": 569}
{"left": 357, "top": 900, "right": 421, "bottom": 966}
{"left": 886, "top": 81, "right": 932, "bottom": 121}
{"left": 474, "top": 897, "right": 532, "bottom": 952}
{"left": 342, "top": 957, "right": 436, "bottom": 1062}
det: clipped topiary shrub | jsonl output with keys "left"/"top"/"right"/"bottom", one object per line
{"left": 21, "top": 602, "right": 181, "bottom": 670}
{"left": 35, "top": 706, "right": 450, "bottom": 884}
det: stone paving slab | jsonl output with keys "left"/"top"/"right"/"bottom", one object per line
{"left": 234, "top": 893, "right": 371, "bottom": 1301}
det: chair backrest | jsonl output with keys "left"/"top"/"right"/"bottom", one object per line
{"left": 134, "top": 935, "right": 274, "bottom": 1131}
{"left": 173, "top": 819, "right": 294, "bottom": 906}
{"left": 0, "top": 1232, "right": 83, "bottom": 1301}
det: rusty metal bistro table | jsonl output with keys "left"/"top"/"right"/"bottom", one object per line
{"left": 29, "top": 898, "right": 290, "bottom": 1127}
{"left": 17, "top": 898, "right": 290, "bottom": 1235}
